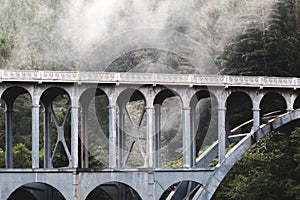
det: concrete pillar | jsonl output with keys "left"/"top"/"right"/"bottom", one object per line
{"left": 108, "top": 104, "right": 117, "bottom": 169}
{"left": 44, "top": 103, "right": 51, "bottom": 168}
{"left": 80, "top": 105, "right": 89, "bottom": 168}
{"left": 182, "top": 106, "right": 192, "bottom": 168}
{"left": 252, "top": 102, "right": 260, "bottom": 132}
{"left": 190, "top": 108, "right": 196, "bottom": 166}
{"left": 32, "top": 97, "right": 40, "bottom": 169}
{"left": 218, "top": 106, "right": 226, "bottom": 164}
{"left": 146, "top": 105, "right": 154, "bottom": 168}
{"left": 286, "top": 92, "right": 296, "bottom": 112}
{"left": 154, "top": 104, "right": 161, "bottom": 168}
{"left": 71, "top": 99, "right": 79, "bottom": 168}
{"left": 5, "top": 102, "right": 12, "bottom": 168}
{"left": 118, "top": 104, "right": 125, "bottom": 168}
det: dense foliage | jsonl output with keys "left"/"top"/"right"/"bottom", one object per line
{"left": 217, "top": 0, "right": 300, "bottom": 76}
{"left": 213, "top": 128, "right": 300, "bottom": 200}
{"left": 1, "top": 0, "right": 300, "bottom": 199}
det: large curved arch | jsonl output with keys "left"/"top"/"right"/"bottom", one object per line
{"left": 81, "top": 28, "right": 217, "bottom": 74}
{"left": 192, "top": 109, "right": 300, "bottom": 200}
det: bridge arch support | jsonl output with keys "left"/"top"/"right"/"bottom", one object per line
{"left": 193, "top": 109, "right": 300, "bottom": 200}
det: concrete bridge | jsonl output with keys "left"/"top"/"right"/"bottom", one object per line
{"left": 0, "top": 70, "right": 300, "bottom": 200}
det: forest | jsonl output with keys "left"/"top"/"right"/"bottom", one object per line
{"left": 1, "top": 0, "right": 300, "bottom": 199}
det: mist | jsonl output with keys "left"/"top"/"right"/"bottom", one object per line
{"left": 0, "top": 0, "right": 278, "bottom": 73}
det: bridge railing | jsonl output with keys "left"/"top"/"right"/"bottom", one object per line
{"left": 0, "top": 69, "right": 299, "bottom": 88}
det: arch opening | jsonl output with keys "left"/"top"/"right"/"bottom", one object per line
{"left": 190, "top": 90, "right": 218, "bottom": 167}
{"left": 225, "top": 91, "right": 253, "bottom": 150}
{"left": 293, "top": 94, "right": 300, "bottom": 110}
{"left": 79, "top": 88, "right": 110, "bottom": 169}
{"left": 85, "top": 182, "right": 142, "bottom": 200}
{"left": 159, "top": 180, "right": 202, "bottom": 200}
{"left": 260, "top": 92, "right": 287, "bottom": 125}
{"left": 40, "top": 87, "right": 71, "bottom": 168}
{"left": 117, "top": 88, "right": 147, "bottom": 168}
{"left": 1, "top": 86, "right": 32, "bottom": 168}
{"left": 154, "top": 88, "right": 183, "bottom": 168}
{"left": 8, "top": 182, "right": 66, "bottom": 200}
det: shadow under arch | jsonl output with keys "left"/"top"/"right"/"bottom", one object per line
{"left": 81, "top": 28, "right": 217, "bottom": 74}
{"left": 8, "top": 182, "right": 66, "bottom": 200}
{"left": 159, "top": 180, "right": 202, "bottom": 200}
{"left": 79, "top": 87, "right": 110, "bottom": 169}
{"left": 226, "top": 91, "right": 253, "bottom": 134}
{"left": 293, "top": 93, "right": 300, "bottom": 109}
{"left": 85, "top": 181, "right": 142, "bottom": 200}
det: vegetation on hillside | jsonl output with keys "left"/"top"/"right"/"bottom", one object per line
{"left": 0, "top": 0, "right": 300, "bottom": 199}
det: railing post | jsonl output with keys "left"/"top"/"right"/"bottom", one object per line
{"left": 32, "top": 91, "right": 40, "bottom": 169}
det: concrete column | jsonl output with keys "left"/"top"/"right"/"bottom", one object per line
{"left": 118, "top": 104, "right": 125, "bottom": 168}
{"left": 154, "top": 104, "right": 161, "bottom": 168}
{"left": 190, "top": 108, "right": 196, "bottom": 166}
{"left": 44, "top": 103, "right": 51, "bottom": 168}
{"left": 146, "top": 105, "right": 154, "bottom": 168}
{"left": 108, "top": 104, "right": 117, "bottom": 169}
{"left": 252, "top": 103, "right": 260, "bottom": 132}
{"left": 5, "top": 102, "right": 12, "bottom": 168}
{"left": 286, "top": 92, "right": 296, "bottom": 112}
{"left": 218, "top": 107, "right": 226, "bottom": 164}
{"left": 182, "top": 106, "right": 192, "bottom": 168}
{"left": 80, "top": 105, "right": 89, "bottom": 168}
{"left": 71, "top": 99, "right": 79, "bottom": 168}
{"left": 32, "top": 100, "right": 40, "bottom": 168}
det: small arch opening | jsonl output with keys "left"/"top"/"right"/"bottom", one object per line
{"left": 8, "top": 182, "right": 66, "bottom": 200}
{"left": 154, "top": 88, "right": 183, "bottom": 168}
{"left": 40, "top": 87, "right": 71, "bottom": 168}
{"left": 86, "top": 182, "right": 142, "bottom": 200}
{"left": 2, "top": 86, "right": 32, "bottom": 168}
{"left": 190, "top": 90, "right": 218, "bottom": 167}
{"left": 79, "top": 88, "right": 109, "bottom": 169}
{"left": 260, "top": 92, "right": 287, "bottom": 125}
{"left": 117, "top": 88, "right": 147, "bottom": 168}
